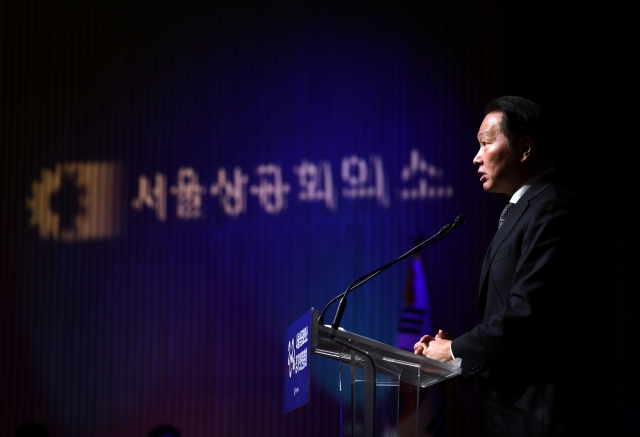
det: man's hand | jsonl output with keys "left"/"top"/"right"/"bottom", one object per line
{"left": 413, "top": 334, "right": 435, "bottom": 355}
{"left": 413, "top": 329, "right": 453, "bottom": 363}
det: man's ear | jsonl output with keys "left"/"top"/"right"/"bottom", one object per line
{"left": 519, "top": 136, "right": 533, "bottom": 162}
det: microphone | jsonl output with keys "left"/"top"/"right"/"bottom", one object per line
{"left": 317, "top": 214, "right": 466, "bottom": 335}
{"left": 453, "top": 214, "right": 466, "bottom": 227}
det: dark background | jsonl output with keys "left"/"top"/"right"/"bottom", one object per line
{"left": 1, "top": 1, "right": 636, "bottom": 436}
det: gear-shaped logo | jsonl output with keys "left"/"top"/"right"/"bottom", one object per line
{"left": 287, "top": 338, "right": 297, "bottom": 378}
{"left": 26, "top": 162, "right": 126, "bottom": 241}
{"left": 26, "top": 164, "right": 64, "bottom": 240}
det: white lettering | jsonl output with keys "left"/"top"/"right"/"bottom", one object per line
{"left": 296, "top": 326, "right": 308, "bottom": 349}
{"left": 210, "top": 167, "right": 249, "bottom": 217}
{"left": 293, "top": 160, "right": 337, "bottom": 210}
{"left": 341, "top": 155, "right": 389, "bottom": 207}
{"left": 132, "top": 173, "right": 167, "bottom": 221}
{"left": 398, "top": 149, "right": 453, "bottom": 200}
{"left": 170, "top": 167, "right": 206, "bottom": 219}
{"left": 295, "top": 348, "right": 308, "bottom": 372}
{"left": 249, "top": 164, "right": 290, "bottom": 215}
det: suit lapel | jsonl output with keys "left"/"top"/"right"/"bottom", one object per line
{"left": 477, "top": 178, "right": 554, "bottom": 305}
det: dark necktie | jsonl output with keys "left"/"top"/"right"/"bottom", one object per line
{"left": 498, "top": 202, "right": 515, "bottom": 229}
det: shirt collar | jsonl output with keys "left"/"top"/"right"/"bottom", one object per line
{"left": 509, "top": 168, "right": 555, "bottom": 204}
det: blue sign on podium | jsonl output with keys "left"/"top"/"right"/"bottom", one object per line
{"left": 284, "top": 308, "right": 314, "bottom": 413}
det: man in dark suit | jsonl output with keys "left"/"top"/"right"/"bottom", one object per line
{"left": 414, "top": 96, "right": 592, "bottom": 436}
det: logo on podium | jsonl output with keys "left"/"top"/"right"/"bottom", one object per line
{"left": 284, "top": 308, "right": 314, "bottom": 413}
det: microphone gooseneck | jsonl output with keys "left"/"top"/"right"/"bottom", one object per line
{"left": 317, "top": 214, "right": 466, "bottom": 334}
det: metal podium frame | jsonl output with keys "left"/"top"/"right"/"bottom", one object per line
{"left": 312, "top": 320, "right": 462, "bottom": 437}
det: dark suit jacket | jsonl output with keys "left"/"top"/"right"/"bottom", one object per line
{"left": 451, "top": 172, "right": 590, "bottom": 437}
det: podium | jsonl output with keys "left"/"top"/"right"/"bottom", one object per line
{"left": 286, "top": 309, "right": 462, "bottom": 437}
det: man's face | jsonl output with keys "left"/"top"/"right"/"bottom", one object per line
{"left": 473, "top": 112, "right": 521, "bottom": 196}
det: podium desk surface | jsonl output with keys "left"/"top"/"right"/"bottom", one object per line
{"left": 314, "top": 324, "right": 462, "bottom": 388}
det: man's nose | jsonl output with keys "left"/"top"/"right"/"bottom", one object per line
{"left": 473, "top": 149, "right": 482, "bottom": 165}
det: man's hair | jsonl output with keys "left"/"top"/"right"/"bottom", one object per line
{"left": 485, "top": 96, "right": 551, "bottom": 161}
